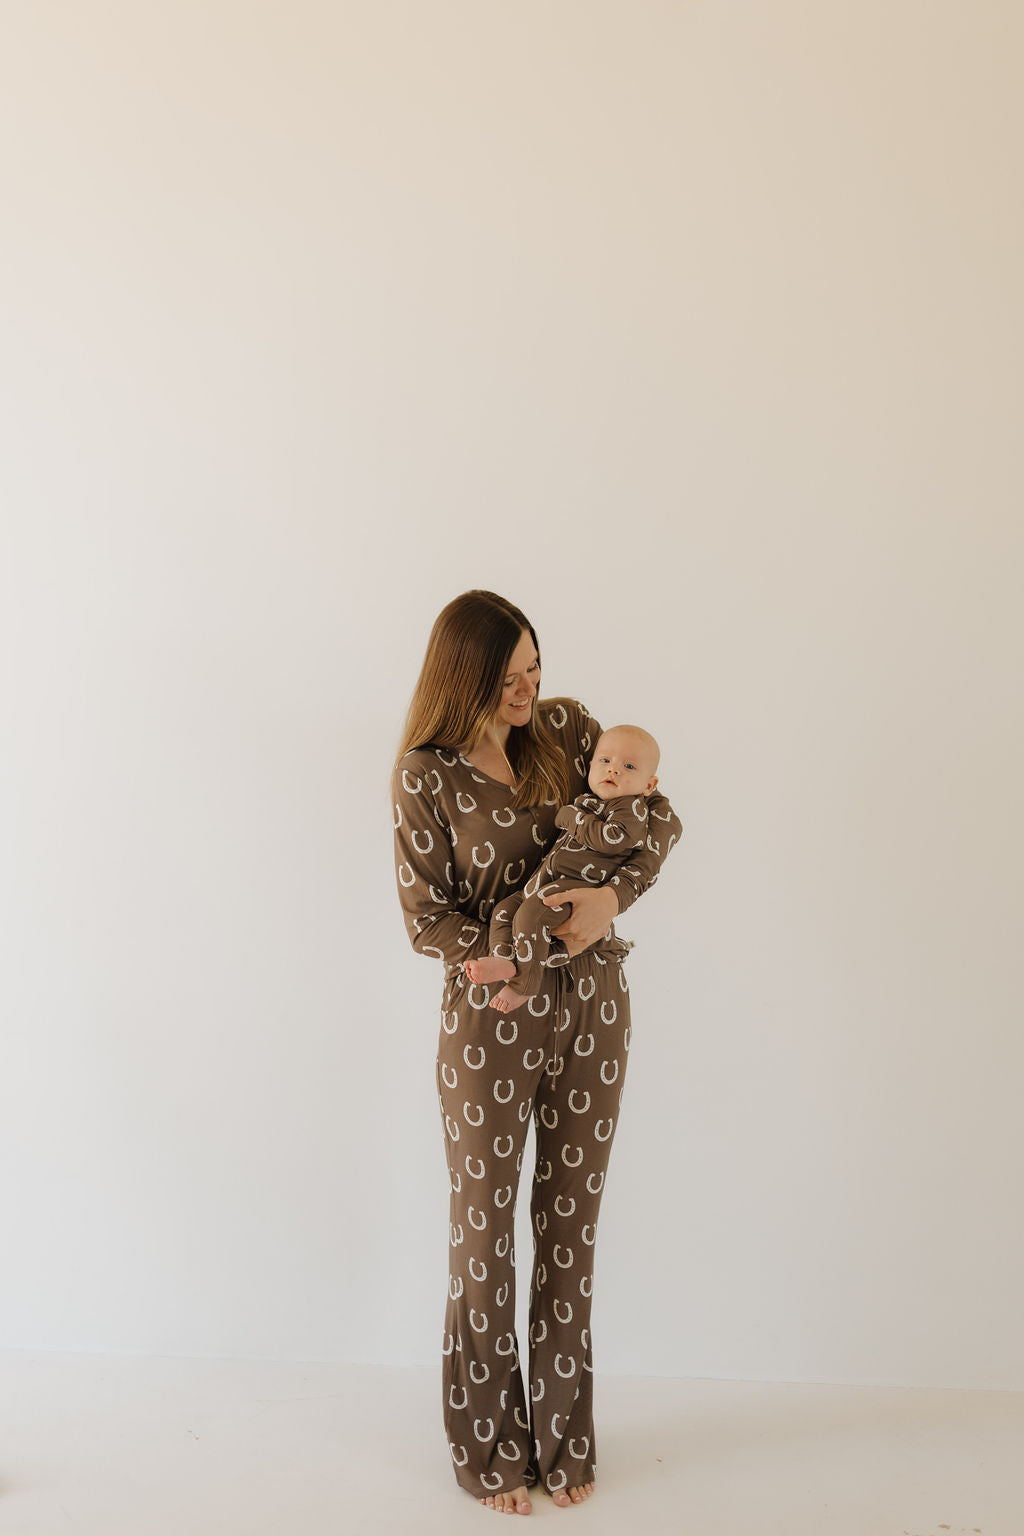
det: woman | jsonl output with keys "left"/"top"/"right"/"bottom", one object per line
{"left": 392, "top": 591, "right": 681, "bottom": 1515}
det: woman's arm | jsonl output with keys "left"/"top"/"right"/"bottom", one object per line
{"left": 392, "top": 759, "right": 489, "bottom": 966}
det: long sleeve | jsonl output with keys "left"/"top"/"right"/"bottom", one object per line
{"left": 392, "top": 757, "right": 490, "bottom": 967}
{"left": 554, "top": 793, "right": 649, "bottom": 854}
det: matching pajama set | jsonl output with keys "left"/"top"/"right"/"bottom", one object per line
{"left": 487, "top": 790, "right": 652, "bottom": 999}
{"left": 391, "top": 698, "right": 681, "bottom": 1499}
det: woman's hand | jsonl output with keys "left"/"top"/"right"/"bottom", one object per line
{"left": 544, "top": 885, "right": 619, "bottom": 958}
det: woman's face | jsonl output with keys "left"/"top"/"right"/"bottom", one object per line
{"left": 492, "top": 627, "right": 540, "bottom": 733}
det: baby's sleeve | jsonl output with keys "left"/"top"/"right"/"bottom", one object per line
{"left": 555, "top": 795, "right": 648, "bottom": 853}
{"left": 392, "top": 757, "right": 489, "bottom": 966}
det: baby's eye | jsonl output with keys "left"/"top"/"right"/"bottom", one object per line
{"left": 625, "top": 762, "right": 637, "bottom": 771}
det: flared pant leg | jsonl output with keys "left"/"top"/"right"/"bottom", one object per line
{"left": 436, "top": 953, "right": 631, "bottom": 1498}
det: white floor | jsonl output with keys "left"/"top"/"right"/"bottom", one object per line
{"left": 1, "top": 1352, "right": 1020, "bottom": 1536}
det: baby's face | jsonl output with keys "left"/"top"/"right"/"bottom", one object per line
{"left": 588, "top": 729, "right": 660, "bottom": 801}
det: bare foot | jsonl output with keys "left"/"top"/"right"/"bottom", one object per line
{"left": 492, "top": 985, "right": 529, "bottom": 1014}
{"left": 480, "top": 1484, "right": 533, "bottom": 1515}
{"left": 551, "top": 1480, "right": 595, "bottom": 1507}
{"left": 465, "top": 957, "right": 516, "bottom": 985}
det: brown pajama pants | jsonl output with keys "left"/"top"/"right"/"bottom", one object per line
{"left": 436, "top": 946, "right": 631, "bottom": 1498}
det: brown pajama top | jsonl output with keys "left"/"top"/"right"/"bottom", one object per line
{"left": 392, "top": 697, "right": 681, "bottom": 1499}
{"left": 489, "top": 791, "right": 652, "bottom": 999}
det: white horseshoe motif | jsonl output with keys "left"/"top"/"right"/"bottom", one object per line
{"left": 401, "top": 770, "right": 422, "bottom": 794}
{"left": 495, "top": 1233, "right": 511, "bottom": 1258}
{"left": 568, "top": 1089, "right": 591, "bottom": 1114}
{"left": 441, "top": 1062, "right": 458, "bottom": 1088}
{"left": 497, "top": 1439, "right": 520, "bottom": 1461}
{"left": 579, "top": 863, "right": 602, "bottom": 884}
{"left": 468, "top": 1256, "right": 487, "bottom": 1282}
{"left": 456, "top": 792, "right": 477, "bottom": 813}
{"left": 493, "top": 1134, "right": 514, "bottom": 1158}
{"left": 429, "top": 884, "right": 448, "bottom": 904}
{"left": 448, "top": 1276, "right": 464, "bottom": 1299}
{"left": 569, "top": 1435, "right": 590, "bottom": 1459}
{"left": 531, "top": 1320, "right": 548, "bottom": 1344}
{"left": 535, "top": 1157, "right": 552, "bottom": 1182}
{"left": 467, "top": 985, "right": 489, "bottom": 1012}
{"left": 531, "top": 1377, "right": 545, "bottom": 1402}
{"left": 576, "top": 976, "right": 596, "bottom": 1001}
{"left": 553, "top": 1298, "right": 573, "bottom": 1324}
{"left": 468, "top": 1205, "right": 486, "bottom": 1230}
{"left": 532, "top": 823, "right": 547, "bottom": 845}
{"left": 600, "top": 1001, "right": 617, "bottom": 1024}
{"left": 586, "top": 1171, "right": 604, "bottom": 1194}
{"left": 522, "top": 1046, "right": 545, "bottom": 1069}
{"left": 554, "top": 1194, "right": 576, "bottom": 1217}
{"left": 469, "top": 1310, "right": 488, "bottom": 1333}
{"left": 551, "top": 1411, "right": 566, "bottom": 1438}
{"left": 496, "top": 1281, "right": 509, "bottom": 1307}
{"left": 411, "top": 827, "right": 434, "bottom": 853}
{"left": 535, "top": 1211, "right": 548, "bottom": 1234}
{"left": 526, "top": 993, "right": 551, "bottom": 1017}
{"left": 449, "top": 1385, "right": 467, "bottom": 1409}
{"left": 472, "top": 842, "right": 495, "bottom": 868}
{"left": 494, "top": 1184, "right": 513, "bottom": 1208}
{"left": 573, "top": 1032, "right": 595, "bottom": 1056}
{"left": 518, "top": 1099, "right": 531, "bottom": 1121}
{"left": 547, "top": 1469, "right": 568, "bottom": 1491}
{"left": 603, "top": 822, "right": 625, "bottom": 845}
{"left": 549, "top": 704, "right": 568, "bottom": 728}
{"left": 553, "top": 1244, "right": 573, "bottom": 1269}
{"left": 492, "top": 806, "right": 516, "bottom": 826}
{"left": 449, "top": 1222, "right": 464, "bottom": 1246}
{"left": 582, "top": 1224, "right": 596, "bottom": 1245}
{"left": 600, "top": 1059, "right": 619, "bottom": 1084}
{"left": 445, "top": 1115, "right": 461, "bottom": 1141}
{"left": 554, "top": 1353, "right": 576, "bottom": 1379}
{"left": 393, "top": 802, "right": 403, "bottom": 828}
{"left": 473, "top": 1416, "right": 494, "bottom": 1441}
{"left": 479, "top": 1470, "right": 502, "bottom": 1489}
{"left": 496, "top": 1331, "right": 516, "bottom": 1356}
{"left": 504, "top": 859, "right": 526, "bottom": 885}
{"left": 458, "top": 881, "right": 473, "bottom": 903}
{"left": 469, "top": 1360, "right": 490, "bottom": 1383}
{"left": 426, "top": 769, "right": 442, "bottom": 794}
{"left": 442, "top": 1331, "right": 454, "bottom": 1355}
{"left": 580, "top": 1275, "right": 593, "bottom": 1297}
{"left": 515, "top": 1406, "right": 530, "bottom": 1430}
{"left": 450, "top": 1443, "right": 469, "bottom": 1466}
{"left": 495, "top": 1017, "right": 518, "bottom": 1045}
{"left": 493, "top": 1079, "right": 515, "bottom": 1103}
{"left": 463, "top": 1044, "right": 486, "bottom": 1068}
{"left": 463, "top": 1102, "right": 484, "bottom": 1126}
{"left": 540, "top": 1104, "right": 558, "bottom": 1130}
{"left": 561, "top": 1145, "right": 584, "bottom": 1167}
{"left": 397, "top": 863, "right": 415, "bottom": 888}
{"left": 436, "top": 748, "right": 458, "bottom": 766}
{"left": 450, "top": 1171, "right": 462, "bottom": 1193}
{"left": 624, "top": 1025, "right": 631, "bottom": 1049}
{"left": 595, "top": 1118, "right": 614, "bottom": 1141}
{"left": 465, "top": 1156, "right": 486, "bottom": 1179}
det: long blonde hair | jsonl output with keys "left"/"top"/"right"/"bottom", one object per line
{"left": 395, "top": 590, "right": 571, "bottom": 810}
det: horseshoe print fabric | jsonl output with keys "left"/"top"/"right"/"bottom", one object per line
{"left": 392, "top": 698, "right": 682, "bottom": 1497}
{"left": 488, "top": 791, "right": 652, "bottom": 1000}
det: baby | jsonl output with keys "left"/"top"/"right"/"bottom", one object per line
{"left": 464, "top": 725, "right": 660, "bottom": 1013}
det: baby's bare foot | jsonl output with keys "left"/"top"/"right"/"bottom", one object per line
{"left": 465, "top": 957, "right": 517, "bottom": 985}
{"left": 551, "top": 1480, "right": 595, "bottom": 1507}
{"left": 492, "top": 985, "right": 529, "bottom": 1013}
{"left": 480, "top": 1484, "right": 532, "bottom": 1515}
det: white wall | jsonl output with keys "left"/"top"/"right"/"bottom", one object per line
{"left": 1, "top": 2, "right": 1021, "bottom": 1390}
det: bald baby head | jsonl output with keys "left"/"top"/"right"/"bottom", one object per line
{"left": 588, "top": 725, "right": 661, "bottom": 801}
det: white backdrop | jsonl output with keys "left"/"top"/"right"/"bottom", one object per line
{"left": 2, "top": 2, "right": 1022, "bottom": 1390}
